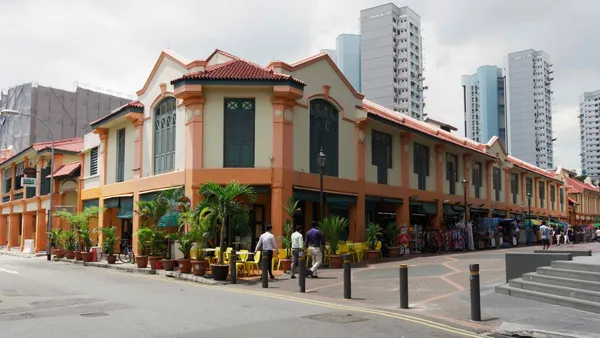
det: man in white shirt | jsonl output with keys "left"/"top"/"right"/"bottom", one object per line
{"left": 255, "top": 225, "right": 278, "bottom": 280}
{"left": 595, "top": 228, "right": 600, "bottom": 242}
{"left": 539, "top": 221, "right": 550, "bottom": 251}
{"left": 289, "top": 225, "right": 303, "bottom": 279}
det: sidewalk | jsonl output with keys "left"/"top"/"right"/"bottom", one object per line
{"left": 0, "top": 247, "right": 46, "bottom": 258}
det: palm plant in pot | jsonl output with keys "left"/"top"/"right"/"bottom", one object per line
{"left": 54, "top": 206, "right": 102, "bottom": 261}
{"left": 386, "top": 222, "right": 401, "bottom": 258}
{"left": 135, "top": 198, "right": 169, "bottom": 269}
{"left": 277, "top": 197, "right": 299, "bottom": 273}
{"left": 196, "top": 181, "right": 255, "bottom": 281}
{"left": 179, "top": 208, "right": 209, "bottom": 276}
{"left": 365, "top": 222, "right": 383, "bottom": 261}
{"left": 100, "top": 226, "right": 119, "bottom": 264}
{"left": 319, "top": 216, "right": 348, "bottom": 268}
{"left": 159, "top": 188, "right": 187, "bottom": 268}
{"left": 48, "top": 228, "right": 65, "bottom": 258}
{"left": 64, "top": 231, "right": 77, "bottom": 259}
{"left": 135, "top": 227, "right": 165, "bottom": 269}
{"left": 78, "top": 223, "right": 95, "bottom": 263}
{"left": 166, "top": 227, "right": 197, "bottom": 274}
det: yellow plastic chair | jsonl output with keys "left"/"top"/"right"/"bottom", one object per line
{"left": 376, "top": 241, "right": 382, "bottom": 258}
{"left": 211, "top": 248, "right": 221, "bottom": 264}
{"left": 276, "top": 249, "right": 287, "bottom": 270}
{"left": 245, "top": 251, "right": 260, "bottom": 276}
{"left": 352, "top": 243, "right": 364, "bottom": 262}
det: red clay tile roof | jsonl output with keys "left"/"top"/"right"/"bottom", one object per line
{"left": 362, "top": 100, "right": 491, "bottom": 156}
{"left": 90, "top": 100, "right": 144, "bottom": 126}
{"left": 171, "top": 59, "right": 306, "bottom": 86}
{"left": 33, "top": 137, "right": 84, "bottom": 153}
{"left": 566, "top": 176, "right": 599, "bottom": 194}
{"left": 48, "top": 161, "right": 81, "bottom": 179}
{"left": 506, "top": 155, "right": 558, "bottom": 181}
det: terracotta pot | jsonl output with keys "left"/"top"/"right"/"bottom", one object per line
{"left": 148, "top": 256, "right": 163, "bottom": 270}
{"left": 106, "top": 255, "right": 117, "bottom": 264}
{"left": 367, "top": 250, "right": 380, "bottom": 261}
{"left": 81, "top": 251, "right": 93, "bottom": 263}
{"left": 178, "top": 259, "right": 192, "bottom": 274}
{"left": 54, "top": 249, "right": 66, "bottom": 259}
{"left": 74, "top": 251, "right": 83, "bottom": 261}
{"left": 192, "top": 260, "right": 208, "bottom": 276}
{"left": 388, "top": 247, "right": 399, "bottom": 258}
{"left": 211, "top": 264, "right": 229, "bottom": 281}
{"left": 162, "top": 259, "right": 176, "bottom": 271}
{"left": 136, "top": 255, "right": 148, "bottom": 268}
{"left": 279, "top": 258, "right": 292, "bottom": 272}
{"left": 65, "top": 250, "right": 75, "bottom": 259}
{"left": 329, "top": 255, "right": 343, "bottom": 268}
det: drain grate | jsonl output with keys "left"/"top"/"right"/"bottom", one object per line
{"left": 80, "top": 312, "right": 109, "bottom": 318}
{"left": 303, "top": 313, "right": 368, "bottom": 324}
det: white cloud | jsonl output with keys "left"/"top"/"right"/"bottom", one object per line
{"left": 1, "top": 0, "right": 598, "bottom": 171}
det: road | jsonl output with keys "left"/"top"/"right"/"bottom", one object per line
{"left": 0, "top": 255, "right": 481, "bottom": 338}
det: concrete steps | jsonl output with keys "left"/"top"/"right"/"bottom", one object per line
{"left": 496, "top": 256, "right": 600, "bottom": 314}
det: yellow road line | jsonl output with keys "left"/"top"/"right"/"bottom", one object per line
{"left": 183, "top": 281, "right": 483, "bottom": 337}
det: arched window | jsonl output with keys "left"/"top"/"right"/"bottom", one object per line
{"left": 154, "top": 97, "right": 177, "bottom": 174}
{"left": 309, "top": 99, "right": 339, "bottom": 176}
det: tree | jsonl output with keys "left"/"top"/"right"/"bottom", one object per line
{"left": 136, "top": 199, "right": 169, "bottom": 228}
{"left": 278, "top": 197, "right": 300, "bottom": 259}
{"left": 54, "top": 206, "right": 103, "bottom": 250}
{"left": 195, "top": 181, "right": 256, "bottom": 265}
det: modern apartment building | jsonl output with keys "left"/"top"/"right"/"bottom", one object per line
{"left": 505, "top": 49, "right": 554, "bottom": 169}
{"left": 461, "top": 66, "right": 507, "bottom": 145}
{"left": 0, "top": 83, "right": 131, "bottom": 154}
{"left": 360, "top": 3, "right": 424, "bottom": 120}
{"left": 579, "top": 89, "right": 600, "bottom": 180}
{"left": 320, "top": 34, "right": 361, "bottom": 92}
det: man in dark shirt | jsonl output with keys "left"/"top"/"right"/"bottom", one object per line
{"left": 305, "top": 221, "right": 325, "bottom": 278}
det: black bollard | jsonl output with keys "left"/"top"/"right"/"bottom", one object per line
{"left": 399, "top": 264, "right": 409, "bottom": 309}
{"left": 469, "top": 264, "right": 481, "bottom": 321}
{"left": 343, "top": 253, "right": 351, "bottom": 299}
{"left": 299, "top": 251, "right": 306, "bottom": 293}
{"left": 230, "top": 249, "right": 237, "bottom": 284}
{"left": 261, "top": 252, "right": 269, "bottom": 288}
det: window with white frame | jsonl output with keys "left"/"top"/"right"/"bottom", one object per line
{"left": 154, "top": 97, "right": 177, "bottom": 174}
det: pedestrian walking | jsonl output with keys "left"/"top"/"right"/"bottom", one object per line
{"left": 566, "top": 225, "right": 574, "bottom": 246}
{"left": 539, "top": 221, "right": 550, "bottom": 251}
{"left": 548, "top": 226, "right": 554, "bottom": 247}
{"left": 555, "top": 227, "right": 562, "bottom": 246}
{"left": 255, "top": 224, "right": 278, "bottom": 280}
{"left": 596, "top": 228, "right": 600, "bottom": 242}
{"left": 289, "top": 225, "right": 303, "bottom": 279}
{"left": 305, "top": 221, "right": 325, "bottom": 278}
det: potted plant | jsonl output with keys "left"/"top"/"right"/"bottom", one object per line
{"left": 135, "top": 199, "right": 169, "bottom": 269}
{"left": 135, "top": 228, "right": 152, "bottom": 268}
{"left": 54, "top": 206, "right": 102, "bottom": 261}
{"left": 166, "top": 229, "right": 196, "bottom": 274}
{"left": 366, "top": 222, "right": 383, "bottom": 261}
{"left": 386, "top": 222, "right": 401, "bottom": 258}
{"left": 79, "top": 223, "right": 95, "bottom": 263}
{"left": 179, "top": 209, "right": 209, "bottom": 275}
{"left": 318, "top": 216, "right": 348, "bottom": 268}
{"left": 64, "top": 231, "right": 77, "bottom": 259}
{"left": 135, "top": 227, "right": 165, "bottom": 269}
{"left": 277, "top": 197, "right": 299, "bottom": 273}
{"left": 158, "top": 188, "right": 186, "bottom": 269}
{"left": 48, "top": 228, "right": 65, "bottom": 258}
{"left": 100, "top": 226, "right": 118, "bottom": 264}
{"left": 196, "top": 181, "right": 255, "bottom": 281}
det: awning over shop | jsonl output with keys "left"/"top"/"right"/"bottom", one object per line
{"left": 47, "top": 162, "right": 81, "bottom": 179}
{"left": 492, "top": 210, "right": 507, "bottom": 217}
{"left": 159, "top": 211, "right": 180, "bottom": 228}
{"left": 365, "top": 195, "right": 403, "bottom": 204}
{"left": 568, "top": 197, "right": 579, "bottom": 205}
{"left": 252, "top": 186, "right": 270, "bottom": 194}
{"left": 409, "top": 201, "right": 437, "bottom": 215}
{"left": 443, "top": 204, "right": 464, "bottom": 215}
{"left": 470, "top": 207, "right": 489, "bottom": 214}
{"left": 105, "top": 197, "right": 120, "bottom": 209}
{"left": 83, "top": 199, "right": 99, "bottom": 209}
{"left": 117, "top": 197, "right": 134, "bottom": 219}
{"left": 293, "top": 188, "right": 357, "bottom": 206}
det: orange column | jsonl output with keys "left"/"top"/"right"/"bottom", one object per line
{"left": 20, "top": 212, "right": 33, "bottom": 251}
{"left": 534, "top": 177, "right": 540, "bottom": 210}
{"left": 182, "top": 97, "right": 205, "bottom": 203}
{"left": 434, "top": 144, "right": 445, "bottom": 229}
{"left": 398, "top": 133, "right": 412, "bottom": 226}
{"left": 351, "top": 121, "right": 367, "bottom": 242}
{"left": 35, "top": 209, "right": 47, "bottom": 252}
{"left": 0, "top": 215, "right": 7, "bottom": 245}
{"left": 485, "top": 161, "right": 494, "bottom": 217}
{"left": 504, "top": 169, "right": 511, "bottom": 214}
{"left": 7, "top": 213, "right": 19, "bottom": 250}
{"left": 132, "top": 118, "right": 144, "bottom": 180}
{"left": 462, "top": 154, "right": 471, "bottom": 222}
{"left": 270, "top": 95, "right": 298, "bottom": 241}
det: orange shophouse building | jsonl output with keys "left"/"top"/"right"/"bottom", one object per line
{"left": 76, "top": 49, "right": 579, "bottom": 255}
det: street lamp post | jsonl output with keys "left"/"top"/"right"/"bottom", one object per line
{"left": 462, "top": 178, "right": 468, "bottom": 222}
{"left": 527, "top": 192, "right": 532, "bottom": 245}
{"left": 1, "top": 109, "right": 55, "bottom": 261}
{"left": 316, "top": 147, "right": 327, "bottom": 221}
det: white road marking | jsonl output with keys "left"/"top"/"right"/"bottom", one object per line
{"left": 0, "top": 267, "right": 19, "bottom": 274}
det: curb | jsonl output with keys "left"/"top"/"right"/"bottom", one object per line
{"left": 160, "top": 270, "right": 225, "bottom": 286}
{"left": 55, "top": 258, "right": 157, "bottom": 275}
{"left": 0, "top": 251, "right": 46, "bottom": 259}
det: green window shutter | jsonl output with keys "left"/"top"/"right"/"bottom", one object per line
{"left": 224, "top": 99, "right": 255, "bottom": 168}
{"left": 154, "top": 97, "right": 176, "bottom": 174}
{"left": 117, "top": 128, "right": 125, "bottom": 182}
{"left": 309, "top": 99, "right": 339, "bottom": 177}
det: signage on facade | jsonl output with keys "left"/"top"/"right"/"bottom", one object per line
{"left": 21, "top": 177, "right": 37, "bottom": 187}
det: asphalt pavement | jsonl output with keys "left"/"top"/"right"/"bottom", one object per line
{"left": 0, "top": 255, "right": 481, "bottom": 338}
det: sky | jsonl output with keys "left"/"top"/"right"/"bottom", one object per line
{"left": 0, "top": 0, "right": 598, "bottom": 172}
